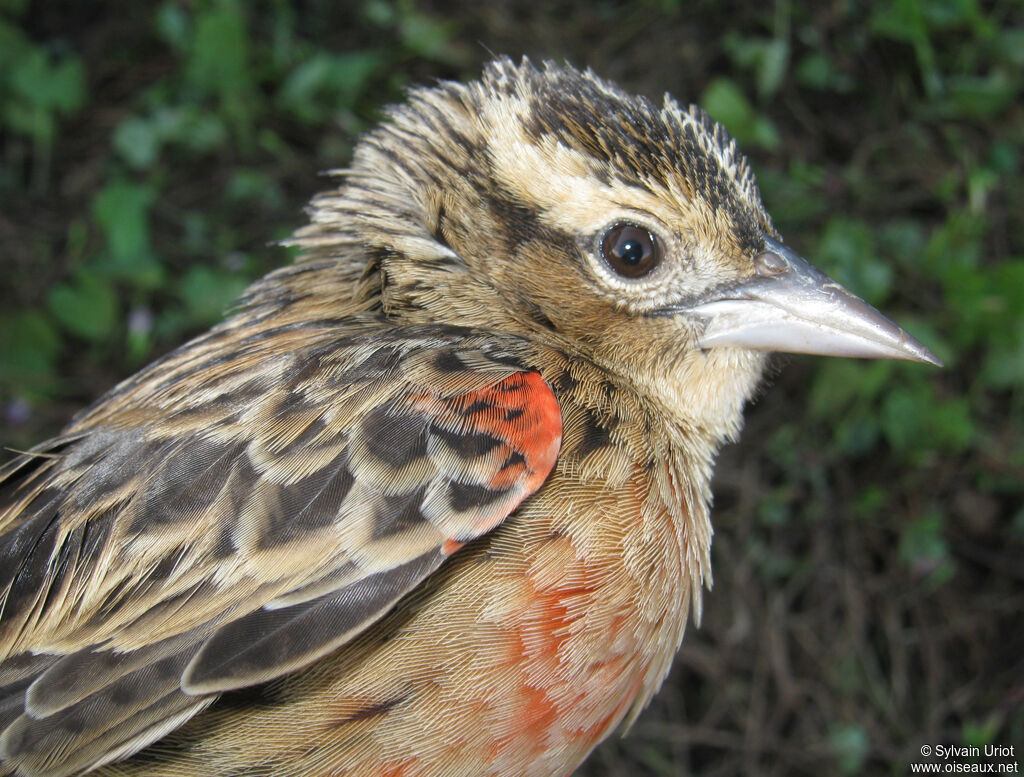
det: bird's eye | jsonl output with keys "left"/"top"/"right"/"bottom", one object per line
{"left": 601, "top": 223, "right": 663, "bottom": 279}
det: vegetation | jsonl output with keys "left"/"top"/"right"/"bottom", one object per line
{"left": 1, "top": 1, "right": 1021, "bottom": 774}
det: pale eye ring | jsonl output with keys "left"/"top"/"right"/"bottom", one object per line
{"left": 600, "top": 223, "right": 664, "bottom": 279}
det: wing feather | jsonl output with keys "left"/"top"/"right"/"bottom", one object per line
{"left": 0, "top": 323, "right": 561, "bottom": 777}
{"left": 182, "top": 549, "right": 441, "bottom": 694}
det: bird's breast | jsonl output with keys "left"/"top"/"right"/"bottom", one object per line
{"left": 274, "top": 465, "right": 688, "bottom": 777}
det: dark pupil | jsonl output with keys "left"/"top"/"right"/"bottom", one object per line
{"left": 602, "top": 224, "right": 659, "bottom": 278}
{"left": 618, "top": 236, "right": 646, "bottom": 265}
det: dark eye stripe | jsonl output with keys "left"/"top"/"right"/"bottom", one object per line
{"left": 601, "top": 223, "right": 663, "bottom": 278}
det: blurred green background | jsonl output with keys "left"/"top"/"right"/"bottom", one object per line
{"left": 0, "top": 1, "right": 1021, "bottom": 774}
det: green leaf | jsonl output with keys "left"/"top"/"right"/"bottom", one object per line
{"left": 923, "top": 210, "right": 984, "bottom": 275}
{"left": 756, "top": 490, "right": 793, "bottom": 526}
{"left": 870, "top": 0, "right": 941, "bottom": 95}
{"left": 700, "top": 77, "right": 780, "bottom": 150}
{"left": 996, "top": 28, "right": 1024, "bottom": 66}
{"left": 899, "top": 512, "right": 954, "bottom": 586}
{"left": 962, "top": 717, "right": 1001, "bottom": 748}
{"left": 808, "top": 359, "right": 897, "bottom": 457}
{"left": 9, "top": 49, "right": 86, "bottom": 114}
{"left": 930, "top": 397, "right": 974, "bottom": 452}
{"left": 754, "top": 161, "right": 829, "bottom": 226}
{"left": 879, "top": 219, "right": 926, "bottom": 270}
{"left": 277, "top": 51, "right": 383, "bottom": 123}
{"left": 985, "top": 334, "right": 1024, "bottom": 388}
{"left": 756, "top": 39, "right": 789, "bottom": 99}
{"left": 810, "top": 360, "right": 894, "bottom": 418}
{"left": 186, "top": 0, "right": 250, "bottom": 97}
{"left": 46, "top": 55, "right": 86, "bottom": 114}
{"left": 830, "top": 724, "right": 870, "bottom": 775}
{"left": 178, "top": 266, "right": 249, "bottom": 325}
{"left": 879, "top": 385, "right": 926, "bottom": 454}
{"left": 881, "top": 380, "right": 973, "bottom": 457}
{"left": 164, "top": 106, "right": 229, "bottom": 152}
{"left": 113, "top": 106, "right": 229, "bottom": 167}
{"left": 921, "top": 0, "right": 989, "bottom": 31}
{"left": 2, "top": 44, "right": 85, "bottom": 147}
{"left": 113, "top": 115, "right": 162, "bottom": 169}
{"left": 156, "top": 105, "right": 228, "bottom": 152}
{"left": 3, "top": 101, "right": 54, "bottom": 144}
{"left": 817, "top": 217, "right": 892, "bottom": 304}
{"left": 397, "top": 7, "right": 456, "bottom": 61}
{"left": 0, "top": 19, "right": 32, "bottom": 73}
{"left": 0, "top": 310, "right": 60, "bottom": 385}
{"left": 92, "top": 179, "right": 164, "bottom": 288}
{"left": 987, "top": 141, "right": 1019, "bottom": 176}
{"left": 154, "top": 1, "right": 190, "bottom": 54}
{"left": 980, "top": 262, "right": 1024, "bottom": 388}
{"left": 47, "top": 273, "right": 119, "bottom": 342}
{"left": 835, "top": 418, "right": 881, "bottom": 457}
{"left": 871, "top": 0, "right": 929, "bottom": 46}
{"left": 854, "top": 486, "right": 886, "bottom": 519}
{"left": 941, "top": 73, "right": 1016, "bottom": 121}
{"left": 226, "top": 168, "right": 284, "bottom": 209}
{"left": 796, "top": 52, "right": 853, "bottom": 92}
{"left": 363, "top": 0, "right": 394, "bottom": 26}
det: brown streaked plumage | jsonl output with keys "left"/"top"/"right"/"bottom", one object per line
{"left": 0, "top": 58, "right": 938, "bottom": 777}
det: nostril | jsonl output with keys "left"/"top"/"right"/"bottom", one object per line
{"left": 754, "top": 251, "right": 787, "bottom": 277}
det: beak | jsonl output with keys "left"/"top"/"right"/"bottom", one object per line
{"left": 678, "top": 237, "right": 942, "bottom": 366}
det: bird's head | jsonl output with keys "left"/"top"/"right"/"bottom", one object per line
{"left": 295, "top": 58, "right": 938, "bottom": 441}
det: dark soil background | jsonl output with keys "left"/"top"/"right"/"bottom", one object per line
{"left": 1, "top": 2, "right": 1022, "bottom": 775}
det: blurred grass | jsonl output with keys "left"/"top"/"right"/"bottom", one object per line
{"left": 1, "top": 1, "right": 1021, "bottom": 775}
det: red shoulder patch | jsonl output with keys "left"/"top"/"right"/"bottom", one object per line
{"left": 451, "top": 371, "right": 562, "bottom": 495}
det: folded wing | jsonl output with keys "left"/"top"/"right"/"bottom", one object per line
{"left": 0, "top": 324, "right": 561, "bottom": 777}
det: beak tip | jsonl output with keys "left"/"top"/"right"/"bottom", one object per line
{"left": 898, "top": 334, "right": 944, "bottom": 368}
{"left": 915, "top": 350, "right": 945, "bottom": 369}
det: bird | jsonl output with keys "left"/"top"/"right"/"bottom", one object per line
{"left": 0, "top": 58, "right": 939, "bottom": 777}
